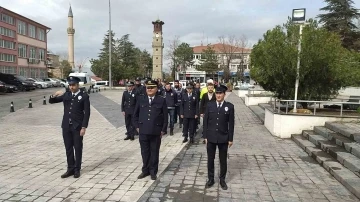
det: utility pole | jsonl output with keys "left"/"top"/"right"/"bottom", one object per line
{"left": 108, "top": 0, "right": 112, "bottom": 88}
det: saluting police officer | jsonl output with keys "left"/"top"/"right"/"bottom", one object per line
{"left": 49, "top": 76, "right": 91, "bottom": 179}
{"left": 121, "top": 81, "right": 137, "bottom": 140}
{"left": 204, "top": 85, "right": 234, "bottom": 190}
{"left": 180, "top": 83, "right": 199, "bottom": 144}
{"left": 133, "top": 80, "right": 168, "bottom": 180}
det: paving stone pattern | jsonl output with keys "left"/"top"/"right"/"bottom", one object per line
{"left": 138, "top": 93, "right": 359, "bottom": 202}
{"left": 0, "top": 90, "right": 187, "bottom": 202}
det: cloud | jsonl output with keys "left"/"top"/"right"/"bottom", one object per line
{"left": 2, "top": 0, "right": 355, "bottom": 74}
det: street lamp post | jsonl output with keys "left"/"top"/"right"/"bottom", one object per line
{"left": 108, "top": 0, "right": 112, "bottom": 88}
{"left": 292, "top": 8, "right": 306, "bottom": 113}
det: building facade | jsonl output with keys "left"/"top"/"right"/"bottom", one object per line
{"left": 175, "top": 43, "right": 251, "bottom": 82}
{"left": 152, "top": 19, "right": 164, "bottom": 80}
{"left": 0, "top": 7, "right": 50, "bottom": 78}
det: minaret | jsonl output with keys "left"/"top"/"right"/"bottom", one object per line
{"left": 67, "top": 5, "right": 75, "bottom": 69}
{"left": 152, "top": 19, "right": 164, "bottom": 80}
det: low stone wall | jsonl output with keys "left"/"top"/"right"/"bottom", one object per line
{"left": 245, "top": 94, "right": 272, "bottom": 106}
{"left": 264, "top": 106, "right": 359, "bottom": 138}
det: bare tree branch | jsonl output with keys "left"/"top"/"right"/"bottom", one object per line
{"left": 217, "top": 35, "right": 241, "bottom": 82}
{"left": 166, "top": 36, "right": 181, "bottom": 79}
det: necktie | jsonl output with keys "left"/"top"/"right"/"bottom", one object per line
{"left": 218, "top": 103, "right": 221, "bottom": 111}
{"left": 149, "top": 97, "right": 153, "bottom": 105}
{"left": 72, "top": 94, "right": 76, "bottom": 97}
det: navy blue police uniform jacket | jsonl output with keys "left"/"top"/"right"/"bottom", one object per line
{"left": 180, "top": 93, "right": 199, "bottom": 118}
{"left": 162, "top": 89, "right": 178, "bottom": 108}
{"left": 121, "top": 90, "right": 137, "bottom": 114}
{"left": 49, "top": 91, "right": 91, "bottom": 130}
{"left": 133, "top": 95, "right": 168, "bottom": 135}
{"left": 203, "top": 101, "right": 235, "bottom": 144}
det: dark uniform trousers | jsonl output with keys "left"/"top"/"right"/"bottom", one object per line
{"left": 121, "top": 90, "right": 136, "bottom": 136}
{"left": 204, "top": 101, "right": 235, "bottom": 181}
{"left": 49, "top": 91, "right": 90, "bottom": 172}
{"left": 133, "top": 95, "right": 168, "bottom": 176}
{"left": 180, "top": 93, "right": 199, "bottom": 138}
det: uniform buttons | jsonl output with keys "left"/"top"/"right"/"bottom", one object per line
{"left": 72, "top": 99, "right": 74, "bottom": 101}
{"left": 216, "top": 129, "right": 218, "bottom": 131}
{"left": 149, "top": 110, "right": 151, "bottom": 112}
{"left": 218, "top": 113, "right": 219, "bottom": 114}
{"left": 217, "top": 118, "right": 219, "bottom": 120}
{"left": 216, "top": 123, "right": 218, "bottom": 125}
{"left": 70, "top": 107, "right": 72, "bottom": 110}
{"left": 148, "top": 114, "right": 150, "bottom": 116}
{"left": 71, "top": 103, "right": 73, "bottom": 105}
{"left": 148, "top": 118, "right": 150, "bottom": 120}
{"left": 69, "top": 112, "right": 71, "bottom": 114}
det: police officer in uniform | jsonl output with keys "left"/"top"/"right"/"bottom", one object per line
{"left": 49, "top": 76, "right": 91, "bottom": 178}
{"left": 121, "top": 81, "right": 137, "bottom": 140}
{"left": 133, "top": 80, "right": 168, "bottom": 180}
{"left": 204, "top": 85, "right": 234, "bottom": 190}
{"left": 134, "top": 77, "right": 146, "bottom": 97}
{"left": 180, "top": 83, "right": 199, "bottom": 143}
{"left": 162, "top": 82, "right": 178, "bottom": 136}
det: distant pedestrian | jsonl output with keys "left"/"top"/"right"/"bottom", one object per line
{"left": 162, "top": 82, "right": 178, "bottom": 136}
{"left": 204, "top": 84, "right": 234, "bottom": 190}
{"left": 49, "top": 76, "right": 91, "bottom": 179}
{"left": 200, "top": 82, "right": 216, "bottom": 144}
{"left": 121, "top": 81, "right": 137, "bottom": 140}
{"left": 180, "top": 83, "right": 199, "bottom": 143}
{"left": 133, "top": 80, "right": 168, "bottom": 180}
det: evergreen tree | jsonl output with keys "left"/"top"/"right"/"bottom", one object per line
{"left": 174, "top": 43, "right": 194, "bottom": 71}
{"left": 196, "top": 45, "right": 219, "bottom": 78}
{"left": 318, "top": 0, "right": 360, "bottom": 50}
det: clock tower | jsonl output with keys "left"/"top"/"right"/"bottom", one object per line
{"left": 152, "top": 19, "right": 164, "bottom": 80}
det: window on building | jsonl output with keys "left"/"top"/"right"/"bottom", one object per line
{"left": 29, "top": 47, "right": 36, "bottom": 59}
{"left": 0, "top": 39, "right": 15, "bottom": 49}
{"left": 38, "top": 28, "right": 45, "bottom": 41}
{"left": 18, "top": 44, "right": 27, "bottom": 58}
{"left": 0, "top": 54, "right": 16, "bottom": 62}
{"left": 39, "top": 69, "right": 47, "bottom": 79}
{"left": 0, "top": 27, "right": 15, "bottom": 38}
{"left": 28, "top": 24, "right": 36, "bottom": 38}
{"left": 17, "top": 20, "right": 26, "bottom": 35}
{"left": 30, "top": 68, "right": 38, "bottom": 78}
{"left": 1, "top": 14, "right": 14, "bottom": 25}
{"left": 0, "top": 66, "right": 16, "bottom": 74}
{"left": 19, "top": 67, "right": 28, "bottom": 77}
{"left": 38, "top": 49, "right": 45, "bottom": 60}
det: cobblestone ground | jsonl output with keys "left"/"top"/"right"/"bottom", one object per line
{"left": 0, "top": 91, "right": 187, "bottom": 202}
{"left": 138, "top": 93, "right": 360, "bottom": 202}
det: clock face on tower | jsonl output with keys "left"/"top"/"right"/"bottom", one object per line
{"left": 155, "top": 33, "right": 159, "bottom": 38}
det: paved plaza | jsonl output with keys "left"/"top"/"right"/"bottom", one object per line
{"left": 0, "top": 90, "right": 359, "bottom": 202}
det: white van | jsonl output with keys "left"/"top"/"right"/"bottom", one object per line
{"left": 93, "top": 81, "right": 108, "bottom": 89}
{"left": 68, "top": 72, "right": 94, "bottom": 91}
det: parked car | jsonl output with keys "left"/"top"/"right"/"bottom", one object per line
{"left": 59, "top": 79, "right": 68, "bottom": 87}
{"left": 43, "top": 78, "right": 60, "bottom": 87}
{"left": 0, "top": 73, "right": 28, "bottom": 91}
{"left": 27, "top": 78, "right": 49, "bottom": 89}
{"left": 0, "top": 80, "right": 18, "bottom": 93}
{"left": 0, "top": 81, "right": 6, "bottom": 93}
{"left": 15, "top": 75, "right": 36, "bottom": 90}
{"left": 93, "top": 80, "right": 108, "bottom": 89}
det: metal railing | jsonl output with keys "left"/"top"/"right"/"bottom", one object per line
{"left": 269, "top": 98, "right": 360, "bottom": 117}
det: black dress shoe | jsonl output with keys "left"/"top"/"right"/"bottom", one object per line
{"left": 190, "top": 138, "right": 194, "bottom": 143}
{"left": 74, "top": 171, "right": 80, "bottom": 178}
{"left": 202, "top": 139, "right": 206, "bottom": 144}
{"left": 151, "top": 175, "right": 157, "bottom": 180}
{"left": 179, "top": 124, "right": 182, "bottom": 128}
{"left": 205, "top": 179, "right": 215, "bottom": 188}
{"left": 220, "top": 180, "right": 228, "bottom": 190}
{"left": 182, "top": 137, "right": 188, "bottom": 143}
{"left": 61, "top": 170, "right": 74, "bottom": 178}
{"left": 137, "top": 173, "right": 150, "bottom": 179}
{"left": 124, "top": 136, "right": 131, "bottom": 140}
{"left": 130, "top": 136, "right": 135, "bottom": 141}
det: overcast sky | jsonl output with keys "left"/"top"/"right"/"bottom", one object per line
{"left": 2, "top": 0, "right": 360, "bottom": 73}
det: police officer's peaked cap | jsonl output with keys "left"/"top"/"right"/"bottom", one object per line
{"left": 146, "top": 80, "right": 158, "bottom": 87}
{"left": 126, "top": 81, "right": 135, "bottom": 86}
{"left": 67, "top": 76, "right": 80, "bottom": 84}
{"left": 135, "top": 77, "right": 141, "bottom": 81}
{"left": 215, "top": 85, "right": 227, "bottom": 93}
{"left": 186, "top": 83, "right": 193, "bottom": 89}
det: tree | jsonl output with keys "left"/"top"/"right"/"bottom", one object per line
{"left": 135, "top": 49, "right": 152, "bottom": 78}
{"left": 90, "top": 30, "right": 116, "bottom": 80}
{"left": 318, "top": 0, "right": 360, "bottom": 50}
{"left": 166, "top": 36, "right": 181, "bottom": 80}
{"left": 218, "top": 35, "right": 241, "bottom": 82}
{"left": 174, "top": 42, "right": 194, "bottom": 73}
{"left": 60, "top": 60, "right": 72, "bottom": 79}
{"left": 238, "top": 34, "right": 249, "bottom": 80}
{"left": 116, "top": 34, "right": 139, "bottom": 79}
{"left": 250, "top": 18, "right": 359, "bottom": 106}
{"left": 196, "top": 44, "right": 219, "bottom": 79}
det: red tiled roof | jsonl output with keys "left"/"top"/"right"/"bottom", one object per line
{"left": 192, "top": 43, "right": 251, "bottom": 54}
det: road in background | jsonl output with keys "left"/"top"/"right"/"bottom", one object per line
{"left": 0, "top": 88, "right": 63, "bottom": 118}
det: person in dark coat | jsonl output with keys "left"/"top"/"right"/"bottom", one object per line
{"left": 162, "top": 82, "right": 178, "bottom": 135}
{"left": 134, "top": 77, "right": 146, "bottom": 98}
{"left": 121, "top": 81, "right": 137, "bottom": 140}
{"left": 49, "top": 76, "right": 91, "bottom": 179}
{"left": 173, "top": 80, "right": 184, "bottom": 128}
{"left": 180, "top": 83, "right": 199, "bottom": 143}
{"left": 200, "top": 83, "right": 216, "bottom": 144}
{"left": 133, "top": 80, "right": 168, "bottom": 180}
{"left": 204, "top": 85, "right": 234, "bottom": 190}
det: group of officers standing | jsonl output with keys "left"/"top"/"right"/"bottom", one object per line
{"left": 49, "top": 76, "right": 235, "bottom": 191}
{"left": 121, "top": 77, "right": 235, "bottom": 189}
